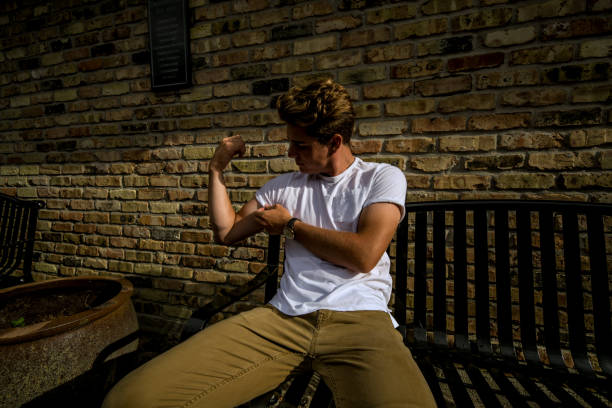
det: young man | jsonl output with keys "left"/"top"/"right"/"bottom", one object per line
{"left": 103, "top": 80, "right": 435, "bottom": 408}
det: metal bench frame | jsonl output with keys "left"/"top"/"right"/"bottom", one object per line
{"left": 182, "top": 200, "right": 612, "bottom": 407}
{"left": 0, "top": 192, "right": 44, "bottom": 288}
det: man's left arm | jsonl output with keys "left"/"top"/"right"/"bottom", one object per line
{"left": 255, "top": 202, "right": 401, "bottom": 274}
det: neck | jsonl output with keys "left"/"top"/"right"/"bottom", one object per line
{"left": 321, "top": 145, "right": 354, "bottom": 177}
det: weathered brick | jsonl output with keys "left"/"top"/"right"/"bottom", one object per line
{"left": 476, "top": 69, "right": 540, "bottom": 89}
{"left": 464, "top": 154, "right": 525, "bottom": 170}
{"left": 484, "top": 26, "right": 537, "bottom": 47}
{"left": 518, "top": 0, "right": 586, "bottom": 22}
{"left": 211, "top": 50, "right": 250, "bottom": 67}
{"left": 252, "top": 44, "right": 291, "bottom": 61}
{"left": 316, "top": 15, "right": 361, "bottom": 34}
{"left": 232, "top": 0, "right": 268, "bottom": 13}
{"left": 495, "top": 173, "right": 556, "bottom": 189}
{"left": 544, "top": 62, "right": 609, "bottom": 84}
{"left": 252, "top": 78, "right": 290, "bottom": 95}
{"left": 440, "top": 135, "right": 496, "bottom": 152}
{"left": 250, "top": 8, "right": 290, "bottom": 28}
{"left": 365, "top": 44, "right": 412, "bottom": 64}
{"left": 421, "top": 0, "right": 473, "bottom": 15}
{"left": 450, "top": 8, "right": 513, "bottom": 32}
{"left": 438, "top": 93, "right": 495, "bottom": 113}
{"left": 411, "top": 156, "right": 458, "bottom": 172}
{"left": 501, "top": 89, "right": 567, "bottom": 107}
{"left": 533, "top": 108, "right": 603, "bottom": 127}
{"left": 230, "top": 64, "right": 269, "bottom": 80}
{"left": 434, "top": 175, "right": 491, "bottom": 190}
{"left": 511, "top": 45, "right": 574, "bottom": 65}
{"left": 384, "top": 137, "right": 435, "bottom": 153}
{"left": 232, "top": 160, "right": 267, "bottom": 173}
{"left": 252, "top": 144, "right": 287, "bottom": 157}
{"left": 415, "top": 75, "right": 471, "bottom": 96}
{"left": 448, "top": 52, "right": 504, "bottom": 72}
{"left": 579, "top": 38, "right": 612, "bottom": 58}
{"left": 354, "top": 103, "right": 381, "bottom": 120}
{"left": 272, "top": 58, "right": 313, "bottom": 74}
{"left": 412, "top": 116, "right": 467, "bottom": 133}
{"left": 341, "top": 27, "right": 390, "bottom": 48}
{"left": 359, "top": 120, "right": 408, "bottom": 136}
{"left": 542, "top": 17, "right": 612, "bottom": 41}
{"left": 192, "top": 37, "right": 231, "bottom": 54}
{"left": 271, "top": 23, "right": 313, "bottom": 40}
{"left": 561, "top": 173, "right": 612, "bottom": 189}
{"left": 391, "top": 59, "right": 443, "bottom": 78}
{"left": 417, "top": 35, "right": 473, "bottom": 56}
{"left": 178, "top": 117, "right": 213, "bottom": 130}
{"left": 363, "top": 81, "right": 412, "bottom": 99}
{"left": 294, "top": 35, "right": 336, "bottom": 55}
{"left": 317, "top": 51, "right": 361, "bottom": 69}
{"left": 338, "top": 66, "right": 386, "bottom": 84}
{"left": 396, "top": 18, "right": 447, "bottom": 40}
{"left": 293, "top": 1, "right": 334, "bottom": 19}
{"left": 568, "top": 128, "right": 612, "bottom": 147}
{"left": 468, "top": 113, "right": 531, "bottom": 130}
{"left": 269, "top": 158, "right": 298, "bottom": 173}
{"left": 350, "top": 140, "right": 383, "bottom": 154}
{"left": 231, "top": 31, "right": 266, "bottom": 48}
{"left": 366, "top": 5, "right": 417, "bottom": 23}
{"left": 528, "top": 152, "right": 578, "bottom": 170}
{"left": 385, "top": 99, "right": 436, "bottom": 116}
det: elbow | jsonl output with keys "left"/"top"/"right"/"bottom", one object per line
{"left": 349, "top": 256, "right": 379, "bottom": 275}
{"left": 212, "top": 228, "right": 232, "bottom": 245}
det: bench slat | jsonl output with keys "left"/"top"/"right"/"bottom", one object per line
{"left": 414, "top": 210, "right": 428, "bottom": 343}
{"left": 516, "top": 208, "right": 539, "bottom": 364}
{"left": 433, "top": 209, "right": 447, "bottom": 346}
{"left": 474, "top": 208, "right": 492, "bottom": 354}
{"left": 453, "top": 209, "right": 469, "bottom": 352}
{"left": 539, "top": 208, "right": 565, "bottom": 369}
{"left": 494, "top": 208, "right": 515, "bottom": 359}
{"left": 562, "top": 210, "right": 592, "bottom": 374}
{"left": 587, "top": 212, "right": 612, "bottom": 376}
{"left": 393, "top": 210, "right": 409, "bottom": 334}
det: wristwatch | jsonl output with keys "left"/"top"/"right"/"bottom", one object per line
{"left": 283, "top": 217, "right": 300, "bottom": 240}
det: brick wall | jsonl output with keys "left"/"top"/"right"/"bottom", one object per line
{"left": 1, "top": 0, "right": 611, "bottom": 343}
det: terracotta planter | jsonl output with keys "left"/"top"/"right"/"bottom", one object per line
{"left": 0, "top": 276, "right": 139, "bottom": 408}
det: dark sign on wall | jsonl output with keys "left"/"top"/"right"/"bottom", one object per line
{"left": 147, "top": 0, "right": 191, "bottom": 91}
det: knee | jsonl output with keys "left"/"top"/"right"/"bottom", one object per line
{"left": 102, "top": 373, "right": 148, "bottom": 408}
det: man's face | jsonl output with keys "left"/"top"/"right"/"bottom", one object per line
{"left": 287, "top": 124, "right": 332, "bottom": 175}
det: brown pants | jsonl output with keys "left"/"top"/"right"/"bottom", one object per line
{"left": 102, "top": 306, "right": 436, "bottom": 408}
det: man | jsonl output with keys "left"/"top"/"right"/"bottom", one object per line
{"left": 103, "top": 79, "right": 435, "bottom": 408}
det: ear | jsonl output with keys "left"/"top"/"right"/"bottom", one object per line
{"left": 329, "top": 133, "right": 343, "bottom": 153}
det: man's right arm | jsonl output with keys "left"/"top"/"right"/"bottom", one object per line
{"left": 208, "top": 136, "right": 263, "bottom": 244}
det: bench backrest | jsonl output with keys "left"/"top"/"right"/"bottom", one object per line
{"left": 395, "top": 200, "right": 612, "bottom": 377}
{"left": 0, "top": 192, "right": 44, "bottom": 286}
{"left": 261, "top": 200, "right": 612, "bottom": 377}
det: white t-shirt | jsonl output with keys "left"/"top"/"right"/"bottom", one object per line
{"left": 255, "top": 158, "right": 407, "bottom": 320}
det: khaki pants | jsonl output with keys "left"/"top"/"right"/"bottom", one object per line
{"left": 103, "top": 306, "right": 436, "bottom": 408}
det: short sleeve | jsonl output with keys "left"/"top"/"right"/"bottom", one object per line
{"left": 363, "top": 164, "right": 407, "bottom": 221}
{"left": 255, "top": 173, "right": 292, "bottom": 208}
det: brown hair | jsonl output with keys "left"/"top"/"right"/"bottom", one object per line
{"left": 276, "top": 79, "right": 354, "bottom": 145}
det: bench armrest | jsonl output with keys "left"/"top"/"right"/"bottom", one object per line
{"left": 180, "top": 265, "right": 279, "bottom": 341}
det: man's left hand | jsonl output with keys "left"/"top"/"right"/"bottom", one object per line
{"left": 254, "top": 204, "right": 292, "bottom": 235}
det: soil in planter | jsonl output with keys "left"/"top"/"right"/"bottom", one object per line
{"left": 0, "top": 286, "right": 114, "bottom": 329}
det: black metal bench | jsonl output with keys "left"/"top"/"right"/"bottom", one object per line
{"left": 0, "top": 192, "right": 44, "bottom": 288}
{"left": 182, "top": 200, "right": 612, "bottom": 407}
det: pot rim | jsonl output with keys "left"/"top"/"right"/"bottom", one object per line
{"left": 0, "top": 276, "right": 134, "bottom": 344}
